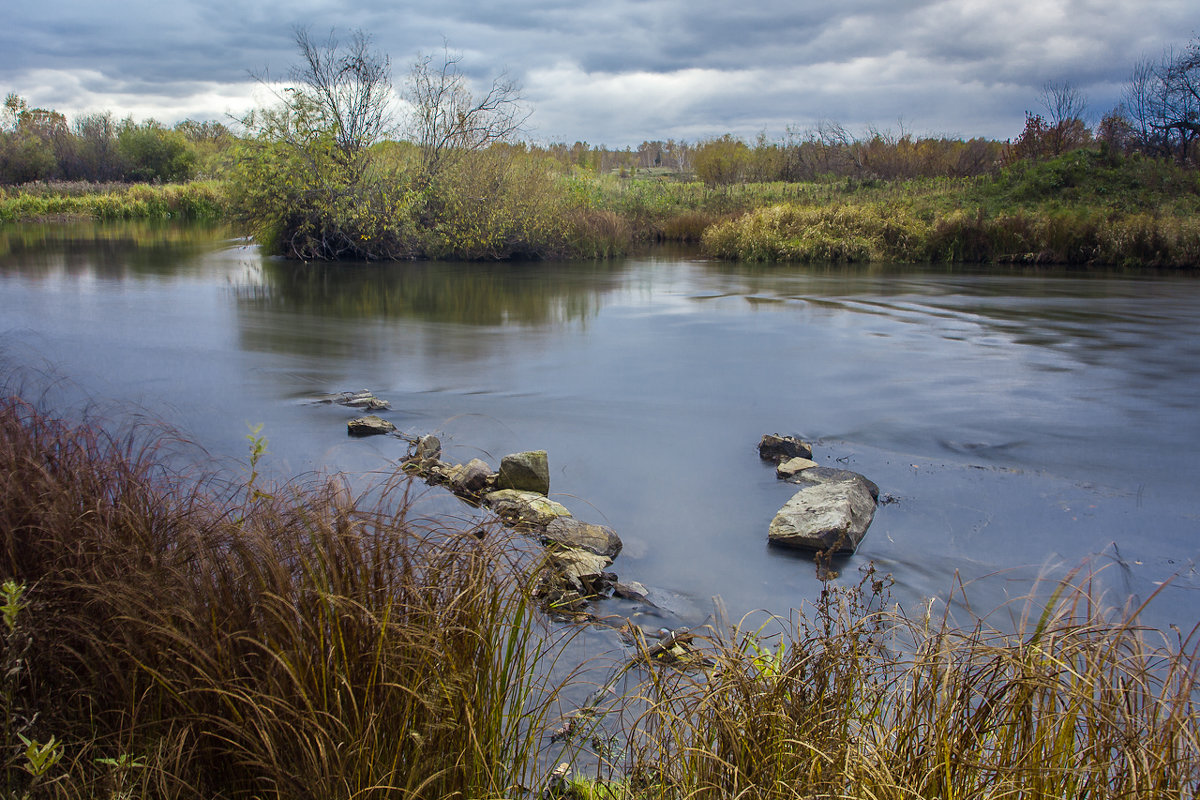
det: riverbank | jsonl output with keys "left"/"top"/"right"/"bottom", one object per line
{"left": 2, "top": 393, "right": 1196, "bottom": 800}
{"left": 0, "top": 180, "right": 225, "bottom": 223}
{"left": 3, "top": 149, "right": 1199, "bottom": 267}
{"left": 704, "top": 150, "right": 1200, "bottom": 267}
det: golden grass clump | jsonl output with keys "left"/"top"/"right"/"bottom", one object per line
{"left": 620, "top": 567, "right": 1200, "bottom": 800}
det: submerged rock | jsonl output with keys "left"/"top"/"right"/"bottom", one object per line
{"left": 320, "top": 390, "right": 391, "bottom": 411}
{"left": 495, "top": 450, "right": 550, "bottom": 495}
{"left": 347, "top": 415, "right": 396, "bottom": 437}
{"left": 768, "top": 473, "right": 877, "bottom": 553}
{"left": 612, "top": 581, "right": 649, "bottom": 601}
{"left": 776, "top": 456, "right": 818, "bottom": 478}
{"left": 758, "top": 434, "right": 813, "bottom": 463}
{"left": 484, "top": 489, "right": 572, "bottom": 527}
{"left": 540, "top": 517, "right": 622, "bottom": 559}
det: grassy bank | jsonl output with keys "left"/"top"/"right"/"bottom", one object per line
{"left": 4, "top": 149, "right": 1199, "bottom": 267}
{"left": 703, "top": 150, "right": 1200, "bottom": 267}
{"left": 0, "top": 181, "right": 225, "bottom": 223}
{"left": 2, "top": 394, "right": 1197, "bottom": 799}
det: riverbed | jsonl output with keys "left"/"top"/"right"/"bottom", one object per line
{"left": 2, "top": 221, "right": 1197, "bottom": 631}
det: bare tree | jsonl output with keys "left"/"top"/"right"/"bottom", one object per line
{"left": 1161, "top": 43, "right": 1200, "bottom": 159}
{"left": 1122, "top": 41, "right": 1200, "bottom": 162}
{"left": 1040, "top": 80, "right": 1087, "bottom": 128}
{"left": 1038, "top": 80, "right": 1090, "bottom": 155}
{"left": 407, "top": 45, "right": 529, "bottom": 177}
{"left": 290, "top": 27, "right": 394, "bottom": 162}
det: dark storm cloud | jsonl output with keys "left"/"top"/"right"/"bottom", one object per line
{"left": 1, "top": 0, "right": 1197, "bottom": 144}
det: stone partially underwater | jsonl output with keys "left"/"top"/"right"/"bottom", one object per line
{"left": 759, "top": 434, "right": 879, "bottom": 554}
{"left": 339, "top": 413, "right": 883, "bottom": 641}
{"left": 400, "top": 446, "right": 631, "bottom": 617}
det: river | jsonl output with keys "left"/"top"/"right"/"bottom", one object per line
{"left": 2, "top": 221, "right": 1197, "bottom": 632}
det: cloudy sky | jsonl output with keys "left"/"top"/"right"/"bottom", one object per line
{"left": 2, "top": 0, "right": 1196, "bottom": 147}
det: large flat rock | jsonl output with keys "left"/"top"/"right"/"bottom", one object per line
{"left": 768, "top": 477, "right": 876, "bottom": 553}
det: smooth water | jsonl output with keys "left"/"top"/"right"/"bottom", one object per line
{"left": 2, "top": 222, "right": 1198, "bottom": 629}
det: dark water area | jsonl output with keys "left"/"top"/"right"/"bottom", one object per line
{"left": 2, "top": 221, "right": 1198, "bottom": 633}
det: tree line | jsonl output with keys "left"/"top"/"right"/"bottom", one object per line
{"left": 3, "top": 31, "right": 1199, "bottom": 194}
{"left": 0, "top": 93, "right": 232, "bottom": 184}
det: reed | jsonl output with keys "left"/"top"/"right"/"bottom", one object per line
{"left": 0, "top": 394, "right": 570, "bottom": 800}
{"left": 621, "top": 567, "right": 1200, "bottom": 800}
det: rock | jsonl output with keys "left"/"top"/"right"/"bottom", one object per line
{"left": 495, "top": 450, "right": 550, "bottom": 495}
{"left": 776, "top": 457, "right": 818, "bottom": 478}
{"left": 791, "top": 466, "right": 880, "bottom": 501}
{"left": 319, "top": 390, "right": 391, "bottom": 411}
{"left": 483, "top": 489, "right": 572, "bottom": 527}
{"left": 546, "top": 547, "right": 614, "bottom": 594}
{"left": 347, "top": 415, "right": 396, "bottom": 437}
{"left": 446, "top": 458, "right": 493, "bottom": 495}
{"left": 759, "top": 434, "right": 813, "bottom": 463}
{"left": 613, "top": 581, "right": 649, "bottom": 601}
{"left": 420, "top": 459, "right": 453, "bottom": 483}
{"left": 768, "top": 477, "right": 876, "bottom": 553}
{"left": 413, "top": 434, "right": 441, "bottom": 463}
{"left": 540, "top": 518, "right": 622, "bottom": 559}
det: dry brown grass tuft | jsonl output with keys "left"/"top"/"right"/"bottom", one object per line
{"left": 0, "top": 394, "right": 570, "bottom": 800}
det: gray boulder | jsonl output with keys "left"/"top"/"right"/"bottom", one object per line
{"left": 759, "top": 434, "right": 813, "bottom": 463}
{"left": 612, "top": 581, "right": 649, "bottom": 601}
{"left": 791, "top": 467, "right": 880, "bottom": 501}
{"left": 446, "top": 458, "right": 494, "bottom": 495}
{"left": 768, "top": 475, "right": 877, "bottom": 553}
{"left": 347, "top": 415, "right": 396, "bottom": 437}
{"left": 540, "top": 518, "right": 622, "bottom": 559}
{"left": 484, "top": 489, "right": 572, "bottom": 528}
{"left": 495, "top": 450, "right": 550, "bottom": 495}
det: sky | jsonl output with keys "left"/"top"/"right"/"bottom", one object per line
{"left": 1, "top": 0, "right": 1196, "bottom": 147}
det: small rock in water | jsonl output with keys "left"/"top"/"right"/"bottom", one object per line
{"left": 543, "top": 547, "right": 614, "bottom": 595}
{"left": 447, "top": 458, "right": 493, "bottom": 495}
{"left": 495, "top": 450, "right": 550, "bottom": 495}
{"left": 776, "top": 456, "right": 818, "bottom": 478}
{"left": 758, "top": 433, "right": 813, "bottom": 463}
{"left": 413, "top": 434, "right": 441, "bottom": 462}
{"left": 484, "top": 489, "right": 572, "bottom": 528}
{"left": 613, "top": 581, "right": 649, "bottom": 601}
{"left": 541, "top": 517, "right": 622, "bottom": 558}
{"left": 321, "top": 390, "right": 391, "bottom": 411}
{"left": 347, "top": 415, "right": 396, "bottom": 437}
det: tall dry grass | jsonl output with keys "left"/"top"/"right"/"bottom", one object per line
{"left": 2, "top": 392, "right": 1196, "bottom": 800}
{"left": 621, "top": 567, "right": 1199, "bottom": 800}
{"left": 0, "top": 394, "right": 569, "bottom": 800}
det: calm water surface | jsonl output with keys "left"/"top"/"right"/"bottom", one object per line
{"left": 2, "top": 222, "right": 1198, "bottom": 629}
